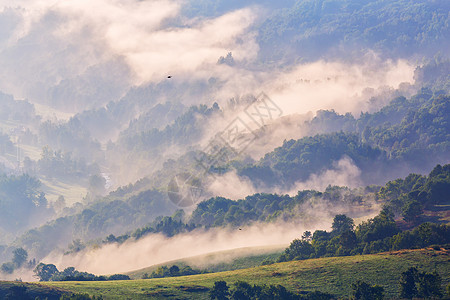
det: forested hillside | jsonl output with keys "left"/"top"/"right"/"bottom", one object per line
{"left": 239, "top": 92, "right": 449, "bottom": 188}
{"left": 257, "top": 0, "right": 450, "bottom": 61}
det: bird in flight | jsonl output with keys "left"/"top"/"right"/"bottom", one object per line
{"left": 167, "top": 75, "right": 172, "bottom": 79}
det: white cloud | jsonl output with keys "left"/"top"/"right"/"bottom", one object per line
{"left": 0, "top": 0, "right": 259, "bottom": 102}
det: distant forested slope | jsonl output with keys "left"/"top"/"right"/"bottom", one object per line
{"left": 0, "top": 174, "right": 53, "bottom": 235}
{"left": 239, "top": 91, "right": 450, "bottom": 188}
{"left": 69, "top": 163, "right": 449, "bottom": 256}
{"left": 258, "top": 0, "right": 450, "bottom": 61}
{"left": 14, "top": 188, "right": 174, "bottom": 260}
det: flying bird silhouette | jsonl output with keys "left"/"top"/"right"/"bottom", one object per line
{"left": 167, "top": 75, "right": 172, "bottom": 79}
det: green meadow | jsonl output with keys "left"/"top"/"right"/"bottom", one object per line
{"left": 36, "top": 248, "right": 449, "bottom": 299}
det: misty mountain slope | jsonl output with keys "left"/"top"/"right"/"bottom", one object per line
{"left": 120, "top": 102, "right": 186, "bottom": 136}
{"left": 0, "top": 92, "right": 40, "bottom": 173}
{"left": 13, "top": 188, "right": 175, "bottom": 260}
{"left": 38, "top": 119, "right": 102, "bottom": 161}
{"left": 102, "top": 87, "right": 444, "bottom": 199}
{"left": 0, "top": 92, "right": 38, "bottom": 127}
{"left": 237, "top": 92, "right": 450, "bottom": 189}
{"left": 414, "top": 58, "right": 450, "bottom": 92}
{"left": 181, "top": 0, "right": 295, "bottom": 18}
{"left": 36, "top": 164, "right": 447, "bottom": 280}
{"left": 0, "top": 174, "right": 53, "bottom": 239}
{"left": 66, "top": 163, "right": 449, "bottom": 256}
{"left": 257, "top": 0, "right": 450, "bottom": 62}
{"left": 7, "top": 89, "right": 446, "bottom": 262}
{"left": 73, "top": 76, "right": 216, "bottom": 143}
{"left": 81, "top": 90, "right": 449, "bottom": 209}
{"left": 240, "top": 132, "right": 385, "bottom": 188}
{"left": 46, "top": 58, "right": 132, "bottom": 112}
{"left": 306, "top": 88, "right": 435, "bottom": 135}
{"left": 117, "top": 103, "right": 220, "bottom": 153}
{"left": 189, "top": 187, "right": 375, "bottom": 228}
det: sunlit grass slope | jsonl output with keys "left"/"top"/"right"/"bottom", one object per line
{"left": 43, "top": 248, "right": 449, "bottom": 299}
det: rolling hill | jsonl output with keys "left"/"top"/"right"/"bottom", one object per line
{"left": 1, "top": 248, "right": 443, "bottom": 299}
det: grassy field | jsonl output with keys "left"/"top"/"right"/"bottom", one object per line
{"left": 40, "top": 177, "right": 88, "bottom": 205}
{"left": 33, "top": 103, "right": 74, "bottom": 121}
{"left": 36, "top": 248, "right": 449, "bottom": 299}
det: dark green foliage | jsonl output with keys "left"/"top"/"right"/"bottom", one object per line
{"left": 210, "top": 281, "right": 230, "bottom": 300}
{"left": 116, "top": 164, "right": 450, "bottom": 254}
{"left": 279, "top": 208, "right": 449, "bottom": 263}
{"left": 402, "top": 200, "right": 423, "bottom": 223}
{"left": 0, "top": 281, "right": 99, "bottom": 299}
{"left": 60, "top": 294, "right": 103, "bottom": 300}
{"left": 107, "top": 274, "right": 130, "bottom": 281}
{"left": 149, "top": 264, "right": 202, "bottom": 278}
{"left": 5, "top": 285, "right": 31, "bottom": 300}
{"left": 400, "top": 267, "right": 418, "bottom": 299}
{"left": 392, "top": 223, "right": 450, "bottom": 250}
{"left": 356, "top": 208, "right": 399, "bottom": 245}
{"left": 169, "top": 265, "right": 179, "bottom": 276}
{"left": 352, "top": 281, "right": 384, "bottom": 300}
{"left": 332, "top": 215, "right": 355, "bottom": 235}
{"left": 33, "top": 263, "right": 129, "bottom": 282}
{"left": 230, "top": 280, "right": 253, "bottom": 300}
{"left": 399, "top": 267, "right": 442, "bottom": 299}
{"left": 211, "top": 280, "right": 334, "bottom": 300}
{"left": 261, "top": 258, "right": 274, "bottom": 266}
{"left": 34, "top": 263, "right": 59, "bottom": 281}
{"left": 284, "top": 239, "right": 315, "bottom": 261}
{"left": 254, "top": 284, "right": 298, "bottom": 300}
{"left": 241, "top": 132, "right": 385, "bottom": 188}
{"left": 127, "top": 215, "right": 196, "bottom": 242}
{"left": 190, "top": 188, "right": 359, "bottom": 228}
{"left": 303, "top": 291, "right": 335, "bottom": 300}
{"left": 366, "top": 94, "right": 450, "bottom": 165}
{"left": 380, "top": 164, "right": 450, "bottom": 216}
